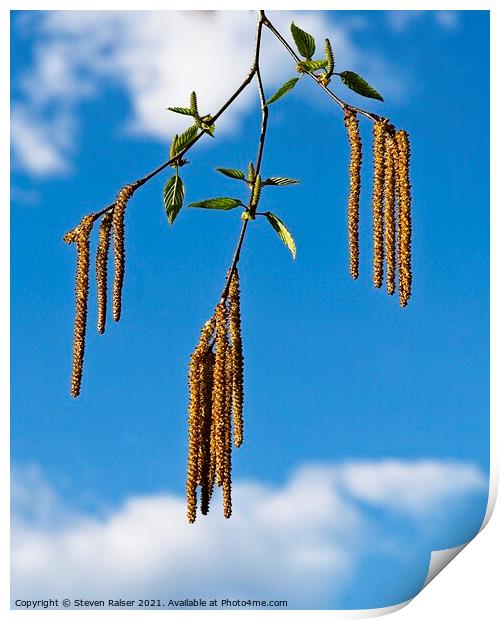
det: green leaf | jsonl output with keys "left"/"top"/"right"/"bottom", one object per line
{"left": 172, "top": 125, "right": 198, "bottom": 156}
{"left": 263, "top": 177, "right": 300, "bottom": 186}
{"left": 169, "top": 135, "right": 178, "bottom": 160}
{"left": 200, "top": 115, "right": 215, "bottom": 136}
{"left": 188, "top": 197, "right": 244, "bottom": 211}
{"left": 290, "top": 22, "right": 316, "bottom": 59}
{"left": 325, "top": 38, "right": 335, "bottom": 75}
{"left": 167, "top": 106, "right": 193, "bottom": 116}
{"left": 247, "top": 162, "right": 255, "bottom": 184}
{"left": 338, "top": 71, "right": 384, "bottom": 101}
{"left": 266, "top": 77, "right": 299, "bottom": 105}
{"left": 265, "top": 212, "right": 297, "bottom": 259}
{"left": 190, "top": 91, "right": 199, "bottom": 117}
{"left": 217, "top": 168, "right": 246, "bottom": 180}
{"left": 163, "top": 173, "right": 185, "bottom": 225}
{"left": 296, "top": 59, "right": 328, "bottom": 72}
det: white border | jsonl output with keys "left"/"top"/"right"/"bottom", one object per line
{"left": 4, "top": 1, "right": 495, "bottom": 618}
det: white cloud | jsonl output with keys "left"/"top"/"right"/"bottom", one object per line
{"left": 11, "top": 10, "right": 402, "bottom": 177}
{"left": 339, "top": 460, "right": 487, "bottom": 517}
{"left": 11, "top": 460, "right": 487, "bottom": 608}
{"left": 386, "top": 10, "right": 460, "bottom": 32}
{"left": 10, "top": 105, "right": 72, "bottom": 176}
{"left": 435, "top": 11, "right": 460, "bottom": 31}
{"left": 386, "top": 11, "right": 425, "bottom": 32}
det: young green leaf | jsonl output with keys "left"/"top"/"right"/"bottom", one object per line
{"left": 265, "top": 212, "right": 297, "bottom": 259}
{"left": 188, "top": 197, "right": 244, "bottom": 211}
{"left": 169, "top": 135, "right": 179, "bottom": 160}
{"left": 190, "top": 91, "right": 199, "bottom": 117}
{"left": 204, "top": 123, "right": 215, "bottom": 137}
{"left": 338, "top": 71, "right": 384, "bottom": 101}
{"left": 325, "top": 38, "right": 335, "bottom": 76}
{"left": 263, "top": 177, "right": 300, "bottom": 186}
{"left": 163, "top": 173, "right": 185, "bottom": 225}
{"left": 290, "top": 22, "right": 316, "bottom": 59}
{"left": 167, "top": 106, "right": 193, "bottom": 116}
{"left": 217, "top": 168, "right": 246, "bottom": 180}
{"left": 266, "top": 77, "right": 299, "bottom": 106}
{"left": 247, "top": 162, "right": 255, "bottom": 184}
{"left": 201, "top": 115, "right": 215, "bottom": 137}
{"left": 172, "top": 125, "right": 198, "bottom": 156}
{"left": 296, "top": 59, "right": 328, "bottom": 72}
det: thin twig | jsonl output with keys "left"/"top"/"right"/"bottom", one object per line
{"left": 220, "top": 11, "right": 268, "bottom": 303}
{"left": 92, "top": 24, "right": 263, "bottom": 220}
{"left": 253, "top": 13, "right": 269, "bottom": 177}
{"left": 93, "top": 10, "right": 379, "bottom": 224}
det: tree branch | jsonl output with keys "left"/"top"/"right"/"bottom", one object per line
{"left": 261, "top": 12, "right": 382, "bottom": 123}
{"left": 92, "top": 16, "right": 266, "bottom": 221}
{"left": 220, "top": 10, "right": 268, "bottom": 303}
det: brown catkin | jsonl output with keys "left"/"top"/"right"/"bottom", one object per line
{"left": 228, "top": 269, "right": 244, "bottom": 447}
{"left": 208, "top": 380, "right": 218, "bottom": 501}
{"left": 384, "top": 133, "right": 397, "bottom": 296}
{"left": 196, "top": 350, "right": 213, "bottom": 486}
{"left": 112, "top": 184, "right": 135, "bottom": 322}
{"left": 222, "top": 345, "right": 233, "bottom": 519}
{"left": 64, "top": 214, "right": 95, "bottom": 398}
{"left": 186, "top": 356, "right": 201, "bottom": 523}
{"left": 395, "top": 130, "right": 412, "bottom": 307}
{"left": 372, "top": 119, "right": 387, "bottom": 288}
{"left": 199, "top": 349, "right": 215, "bottom": 515}
{"left": 96, "top": 211, "right": 113, "bottom": 334}
{"left": 344, "top": 109, "right": 361, "bottom": 279}
{"left": 185, "top": 273, "right": 245, "bottom": 521}
{"left": 212, "top": 302, "right": 229, "bottom": 488}
{"left": 187, "top": 317, "right": 216, "bottom": 523}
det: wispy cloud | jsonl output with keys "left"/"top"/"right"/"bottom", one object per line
{"left": 11, "top": 10, "right": 403, "bottom": 178}
{"left": 10, "top": 105, "right": 72, "bottom": 176}
{"left": 11, "top": 460, "right": 487, "bottom": 609}
{"left": 386, "top": 10, "right": 459, "bottom": 32}
{"left": 435, "top": 11, "right": 460, "bottom": 31}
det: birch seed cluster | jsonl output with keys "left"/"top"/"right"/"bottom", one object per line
{"left": 64, "top": 184, "right": 135, "bottom": 397}
{"left": 344, "top": 111, "right": 413, "bottom": 306}
{"left": 186, "top": 268, "right": 244, "bottom": 523}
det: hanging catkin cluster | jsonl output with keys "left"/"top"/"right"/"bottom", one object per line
{"left": 344, "top": 109, "right": 361, "bottom": 280}
{"left": 64, "top": 184, "right": 135, "bottom": 396}
{"left": 186, "top": 268, "right": 244, "bottom": 523}
{"left": 344, "top": 108, "right": 413, "bottom": 306}
{"left": 64, "top": 214, "right": 96, "bottom": 398}
{"left": 375, "top": 123, "right": 413, "bottom": 306}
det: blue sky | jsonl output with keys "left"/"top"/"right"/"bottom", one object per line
{"left": 11, "top": 10, "right": 489, "bottom": 611}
